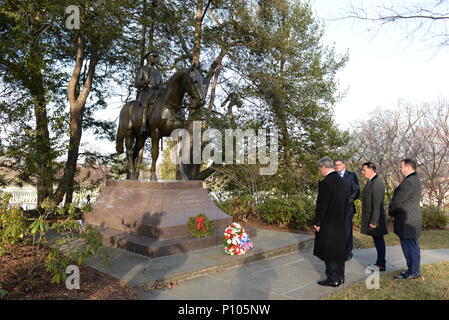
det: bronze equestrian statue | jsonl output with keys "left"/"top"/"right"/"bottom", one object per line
{"left": 115, "top": 66, "right": 205, "bottom": 181}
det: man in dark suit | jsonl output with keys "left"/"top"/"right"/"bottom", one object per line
{"left": 361, "top": 162, "right": 388, "bottom": 271}
{"left": 335, "top": 159, "right": 360, "bottom": 261}
{"left": 314, "top": 157, "right": 350, "bottom": 287}
{"left": 388, "top": 158, "right": 422, "bottom": 279}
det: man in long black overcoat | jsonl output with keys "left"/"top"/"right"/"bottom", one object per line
{"left": 313, "top": 157, "right": 350, "bottom": 287}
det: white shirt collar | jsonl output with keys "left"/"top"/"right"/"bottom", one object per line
{"left": 339, "top": 169, "right": 346, "bottom": 177}
{"left": 370, "top": 174, "right": 377, "bottom": 181}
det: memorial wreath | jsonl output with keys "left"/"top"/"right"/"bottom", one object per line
{"left": 188, "top": 213, "right": 215, "bottom": 238}
{"left": 223, "top": 223, "right": 253, "bottom": 255}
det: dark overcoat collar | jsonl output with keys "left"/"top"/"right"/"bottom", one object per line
{"left": 404, "top": 172, "right": 417, "bottom": 180}
{"left": 328, "top": 171, "right": 338, "bottom": 177}
{"left": 324, "top": 171, "right": 338, "bottom": 180}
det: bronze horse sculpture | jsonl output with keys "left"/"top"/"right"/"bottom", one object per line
{"left": 115, "top": 67, "right": 205, "bottom": 180}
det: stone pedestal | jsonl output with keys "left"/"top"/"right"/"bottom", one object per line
{"left": 84, "top": 180, "right": 256, "bottom": 258}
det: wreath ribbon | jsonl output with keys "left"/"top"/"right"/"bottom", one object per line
{"left": 196, "top": 216, "right": 207, "bottom": 233}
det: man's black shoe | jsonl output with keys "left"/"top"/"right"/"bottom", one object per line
{"left": 345, "top": 254, "right": 353, "bottom": 261}
{"left": 368, "top": 264, "right": 386, "bottom": 272}
{"left": 403, "top": 273, "right": 421, "bottom": 279}
{"left": 317, "top": 279, "right": 343, "bottom": 287}
{"left": 394, "top": 273, "right": 420, "bottom": 279}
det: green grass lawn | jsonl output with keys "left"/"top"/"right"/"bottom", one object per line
{"left": 324, "top": 261, "right": 449, "bottom": 300}
{"left": 353, "top": 229, "right": 449, "bottom": 250}
{"left": 324, "top": 228, "right": 449, "bottom": 300}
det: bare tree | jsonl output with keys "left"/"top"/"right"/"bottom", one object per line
{"left": 342, "top": 0, "right": 449, "bottom": 47}
{"left": 350, "top": 99, "right": 449, "bottom": 208}
{"left": 415, "top": 99, "right": 449, "bottom": 208}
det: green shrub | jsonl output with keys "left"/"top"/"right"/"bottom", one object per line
{"left": 256, "top": 194, "right": 315, "bottom": 229}
{"left": 215, "top": 198, "right": 232, "bottom": 215}
{"left": 422, "top": 206, "right": 449, "bottom": 229}
{"left": 0, "top": 285, "right": 6, "bottom": 299}
{"left": 0, "top": 193, "right": 108, "bottom": 285}
{"left": 0, "top": 193, "right": 29, "bottom": 255}
{"left": 216, "top": 194, "right": 256, "bottom": 220}
{"left": 353, "top": 199, "right": 362, "bottom": 229}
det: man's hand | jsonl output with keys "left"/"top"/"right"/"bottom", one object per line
{"left": 369, "top": 224, "right": 377, "bottom": 228}
{"left": 314, "top": 225, "right": 320, "bottom": 232}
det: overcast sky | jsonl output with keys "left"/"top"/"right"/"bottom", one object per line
{"left": 312, "top": 0, "right": 449, "bottom": 129}
{"left": 81, "top": 0, "right": 449, "bottom": 155}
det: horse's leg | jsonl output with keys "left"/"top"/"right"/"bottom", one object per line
{"left": 134, "top": 135, "right": 146, "bottom": 180}
{"left": 131, "top": 143, "right": 140, "bottom": 180}
{"left": 150, "top": 130, "right": 159, "bottom": 181}
{"left": 125, "top": 132, "right": 137, "bottom": 180}
{"left": 115, "top": 125, "right": 124, "bottom": 154}
{"left": 180, "top": 163, "right": 189, "bottom": 181}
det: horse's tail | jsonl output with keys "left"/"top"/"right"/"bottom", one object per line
{"left": 115, "top": 102, "right": 132, "bottom": 154}
{"left": 115, "top": 127, "right": 124, "bottom": 154}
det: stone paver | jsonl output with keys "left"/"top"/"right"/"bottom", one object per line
{"left": 84, "top": 228, "right": 314, "bottom": 289}
{"left": 136, "top": 247, "right": 449, "bottom": 300}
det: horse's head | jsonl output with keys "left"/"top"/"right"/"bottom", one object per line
{"left": 184, "top": 66, "right": 206, "bottom": 108}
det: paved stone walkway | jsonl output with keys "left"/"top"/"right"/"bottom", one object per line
{"left": 84, "top": 229, "right": 314, "bottom": 287}
{"left": 136, "top": 246, "right": 449, "bottom": 300}
{"left": 80, "top": 227, "right": 449, "bottom": 300}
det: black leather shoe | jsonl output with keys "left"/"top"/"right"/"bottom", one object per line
{"left": 394, "top": 273, "right": 420, "bottom": 279}
{"left": 345, "top": 254, "right": 353, "bottom": 261}
{"left": 403, "top": 273, "right": 421, "bottom": 279}
{"left": 317, "top": 279, "right": 343, "bottom": 287}
{"left": 368, "top": 264, "right": 386, "bottom": 272}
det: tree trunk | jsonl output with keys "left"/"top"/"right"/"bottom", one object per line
{"left": 28, "top": 50, "right": 53, "bottom": 207}
{"left": 53, "top": 34, "right": 98, "bottom": 205}
{"left": 192, "top": 0, "right": 203, "bottom": 67}
{"left": 139, "top": 0, "right": 148, "bottom": 66}
{"left": 61, "top": 108, "right": 84, "bottom": 205}
{"left": 33, "top": 95, "right": 53, "bottom": 207}
{"left": 148, "top": 0, "right": 156, "bottom": 49}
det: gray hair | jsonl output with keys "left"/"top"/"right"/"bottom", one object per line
{"left": 317, "top": 157, "right": 334, "bottom": 169}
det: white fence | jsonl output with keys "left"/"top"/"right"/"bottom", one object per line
{"left": 1, "top": 186, "right": 226, "bottom": 209}
{"left": 0, "top": 186, "right": 100, "bottom": 209}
